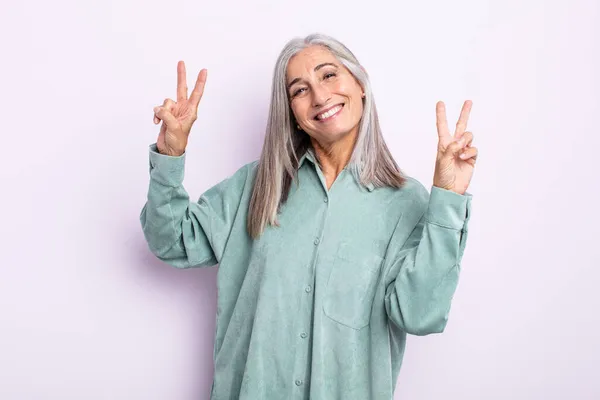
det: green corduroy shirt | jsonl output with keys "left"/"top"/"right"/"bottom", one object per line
{"left": 140, "top": 143, "right": 473, "bottom": 399}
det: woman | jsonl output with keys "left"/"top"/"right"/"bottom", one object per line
{"left": 141, "top": 33, "right": 477, "bottom": 400}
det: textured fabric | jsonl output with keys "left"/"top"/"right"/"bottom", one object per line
{"left": 140, "top": 143, "right": 473, "bottom": 400}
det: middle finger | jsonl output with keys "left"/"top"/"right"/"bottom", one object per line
{"left": 455, "top": 100, "right": 473, "bottom": 137}
{"left": 177, "top": 61, "right": 188, "bottom": 102}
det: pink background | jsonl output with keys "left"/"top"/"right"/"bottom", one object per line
{"left": 1, "top": 0, "right": 598, "bottom": 398}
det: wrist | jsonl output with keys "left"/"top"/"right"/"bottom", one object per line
{"left": 158, "top": 146, "right": 186, "bottom": 157}
{"left": 432, "top": 184, "right": 465, "bottom": 196}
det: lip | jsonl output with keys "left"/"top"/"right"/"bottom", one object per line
{"left": 314, "top": 103, "right": 344, "bottom": 121}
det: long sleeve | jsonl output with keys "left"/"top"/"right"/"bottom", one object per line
{"left": 139, "top": 143, "right": 253, "bottom": 269}
{"left": 384, "top": 185, "right": 472, "bottom": 336}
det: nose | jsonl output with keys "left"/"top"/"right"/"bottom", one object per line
{"left": 311, "top": 83, "right": 331, "bottom": 108}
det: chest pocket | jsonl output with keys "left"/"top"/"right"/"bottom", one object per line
{"left": 323, "top": 241, "right": 385, "bottom": 330}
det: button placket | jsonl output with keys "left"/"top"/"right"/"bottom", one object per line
{"left": 291, "top": 183, "right": 328, "bottom": 398}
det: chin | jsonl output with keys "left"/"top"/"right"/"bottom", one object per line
{"left": 316, "top": 126, "right": 357, "bottom": 142}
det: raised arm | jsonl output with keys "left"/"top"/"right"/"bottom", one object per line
{"left": 140, "top": 60, "right": 252, "bottom": 268}
{"left": 383, "top": 185, "right": 472, "bottom": 335}
{"left": 140, "top": 146, "right": 253, "bottom": 268}
{"left": 384, "top": 100, "right": 477, "bottom": 335}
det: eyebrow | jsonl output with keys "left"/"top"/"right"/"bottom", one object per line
{"left": 287, "top": 62, "right": 339, "bottom": 90}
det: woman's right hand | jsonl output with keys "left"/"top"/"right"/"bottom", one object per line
{"left": 153, "top": 61, "right": 207, "bottom": 157}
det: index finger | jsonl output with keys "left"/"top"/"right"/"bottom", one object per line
{"left": 189, "top": 69, "right": 208, "bottom": 108}
{"left": 436, "top": 101, "right": 450, "bottom": 139}
{"left": 455, "top": 100, "right": 473, "bottom": 138}
{"left": 177, "top": 60, "right": 188, "bottom": 102}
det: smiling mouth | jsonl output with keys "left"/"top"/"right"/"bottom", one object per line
{"left": 315, "top": 104, "right": 344, "bottom": 121}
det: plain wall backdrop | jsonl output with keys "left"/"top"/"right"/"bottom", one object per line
{"left": 1, "top": 0, "right": 598, "bottom": 399}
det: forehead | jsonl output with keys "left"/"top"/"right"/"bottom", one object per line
{"left": 286, "top": 45, "right": 338, "bottom": 79}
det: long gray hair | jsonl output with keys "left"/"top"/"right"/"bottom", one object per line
{"left": 247, "top": 33, "right": 407, "bottom": 239}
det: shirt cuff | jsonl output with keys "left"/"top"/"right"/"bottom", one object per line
{"left": 425, "top": 186, "right": 472, "bottom": 230}
{"left": 148, "top": 143, "right": 186, "bottom": 187}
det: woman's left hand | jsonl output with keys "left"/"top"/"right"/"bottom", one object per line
{"left": 432, "top": 100, "right": 478, "bottom": 195}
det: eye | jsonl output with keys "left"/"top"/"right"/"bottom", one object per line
{"left": 292, "top": 87, "right": 306, "bottom": 97}
{"left": 324, "top": 72, "right": 336, "bottom": 79}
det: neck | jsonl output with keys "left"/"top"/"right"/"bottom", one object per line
{"left": 310, "top": 128, "right": 358, "bottom": 178}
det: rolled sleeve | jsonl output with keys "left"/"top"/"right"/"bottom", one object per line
{"left": 148, "top": 143, "right": 186, "bottom": 187}
{"left": 425, "top": 186, "right": 472, "bottom": 230}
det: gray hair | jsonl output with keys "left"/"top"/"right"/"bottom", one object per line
{"left": 247, "top": 33, "right": 407, "bottom": 239}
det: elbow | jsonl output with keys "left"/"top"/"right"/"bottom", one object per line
{"left": 403, "top": 312, "right": 449, "bottom": 336}
{"left": 143, "top": 240, "right": 185, "bottom": 269}
{"left": 385, "top": 295, "right": 452, "bottom": 336}
{"left": 140, "top": 230, "right": 192, "bottom": 270}
{"left": 145, "top": 233, "right": 216, "bottom": 270}
{"left": 149, "top": 246, "right": 197, "bottom": 269}
{"left": 385, "top": 264, "right": 460, "bottom": 336}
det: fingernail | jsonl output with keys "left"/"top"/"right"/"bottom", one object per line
{"left": 460, "top": 153, "right": 467, "bottom": 159}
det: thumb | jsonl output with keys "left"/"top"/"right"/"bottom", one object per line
{"left": 154, "top": 106, "right": 178, "bottom": 128}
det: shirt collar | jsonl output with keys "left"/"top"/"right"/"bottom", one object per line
{"left": 297, "top": 149, "right": 375, "bottom": 192}
{"left": 298, "top": 147, "right": 316, "bottom": 168}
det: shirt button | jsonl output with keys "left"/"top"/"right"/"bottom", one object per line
{"left": 295, "top": 379, "right": 303, "bottom": 386}
{"left": 314, "top": 238, "right": 320, "bottom": 245}
{"left": 300, "top": 332, "right": 308, "bottom": 339}
{"left": 323, "top": 197, "right": 328, "bottom": 203}
{"left": 305, "top": 285, "right": 312, "bottom": 293}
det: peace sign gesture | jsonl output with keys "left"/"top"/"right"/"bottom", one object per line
{"left": 153, "top": 61, "right": 207, "bottom": 157}
{"left": 432, "top": 100, "right": 478, "bottom": 195}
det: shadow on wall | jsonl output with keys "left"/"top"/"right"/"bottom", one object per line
{"left": 125, "top": 233, "right": 219, "bottom": 396}
{"left": 128, "top": 233, "right": 219, "bottom": 310}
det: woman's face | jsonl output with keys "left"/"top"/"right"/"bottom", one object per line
{"left": 286, "top": 46, "right": 364, "bottom": 145}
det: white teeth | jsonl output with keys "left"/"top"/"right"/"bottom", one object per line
{"left": 317, "top": 105, "right": 342, "bottom": 120}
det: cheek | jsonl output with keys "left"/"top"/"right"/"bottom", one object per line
{"left": 345, "top": 89, "right": 364, "bottom": 120}
{"left": 337, "top": 75, "right": 359, "bottom": 91}
{"left": 335, "top": 82, "right": 352, "bottom": 97}
{"left": 290, "top": 101, "right": 311, "bottom": 124}
{"left": 339, "top": 86, "right": 362, "bottom": 107}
